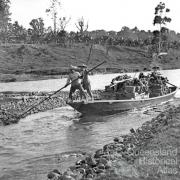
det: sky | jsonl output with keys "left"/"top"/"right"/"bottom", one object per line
{"left": 10, "top": 0, "right": 180, "bottom": 33}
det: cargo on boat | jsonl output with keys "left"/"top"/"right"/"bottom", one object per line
{"left": 67, "top": 72, "right": 178, "bottom": 115}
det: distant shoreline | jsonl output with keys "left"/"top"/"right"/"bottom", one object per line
{"left": 1, "top": 44, "right": 180, "bottom": 83}
{"left": 0, "top": 66, "right": 179, "bottom": 83}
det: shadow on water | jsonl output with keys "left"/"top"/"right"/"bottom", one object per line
{"left": 76, "top": 110, "right": 129, "bottom": 123}
{"left": 75, "top": 113, "right": 132, "bottom": 127}
{"left": 65, "top": 106, "right": 159, "bottom": 152}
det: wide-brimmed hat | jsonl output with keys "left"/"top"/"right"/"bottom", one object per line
{"left": 69, "top": 65, "right": 78, "bottom": 70}
{"left": 78, "top": 64, "right": 87, "bottom": 68}
{"left": 152, "top": 66, "right": 160, "bottom": 70}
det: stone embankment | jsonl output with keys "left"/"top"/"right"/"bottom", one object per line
{"left": 47, "top": 104, "right": 180, "bottom": 180}
{"left": 0, "top": 90, "right": 102, "bottom": 125}
{"left": 0, "top": 91, "right": 69, "bottom": 125}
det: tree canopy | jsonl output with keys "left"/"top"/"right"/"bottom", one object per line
{"left": 152, "top": 2, "right": 172, "bottom": 53}
{"left": 0, "top": 0, "right": 11, "bottom": 41}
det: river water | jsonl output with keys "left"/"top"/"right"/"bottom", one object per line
{"left": 0, "top": 70, "right": 180, "bottom": 180}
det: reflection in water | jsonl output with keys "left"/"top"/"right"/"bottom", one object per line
{"left": 65, "top": 107, "right": 160, "bottom": 153}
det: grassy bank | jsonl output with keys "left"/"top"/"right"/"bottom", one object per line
{"left": 1, "top": 44, "right": 180, "bottom": 82}
{"left": 46, "top": 103, "right": 180, "bottom": 180}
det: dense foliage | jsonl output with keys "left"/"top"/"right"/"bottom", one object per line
{"left": 152, "top": 2, "right": 172, "bottom": 53}
{"left": 0, "top": 0, "right": 11, "bottom": 41}
{"left": 0, "top": 0, "right": 180, "bottom": 51}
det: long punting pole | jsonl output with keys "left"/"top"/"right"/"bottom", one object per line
{"left": 18, "top": 61, "right": 106, "bottom": 119}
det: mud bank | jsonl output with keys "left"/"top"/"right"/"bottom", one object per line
{"left": 47, "top": 104, "right": 180, "bottom": 180}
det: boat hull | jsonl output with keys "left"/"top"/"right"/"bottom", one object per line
{"left": 67, "top": 87, "right": 178, "bottom": 115}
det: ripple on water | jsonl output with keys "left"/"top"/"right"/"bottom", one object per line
{"left": 0, "top": 100, "right": 180, "bottom": 180}
{"left": 22, "top": 129, "right": 34, "bottom": 135}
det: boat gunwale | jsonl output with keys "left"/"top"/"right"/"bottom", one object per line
{"left": 70, "top": 87, "right": 178, "bottom": 104}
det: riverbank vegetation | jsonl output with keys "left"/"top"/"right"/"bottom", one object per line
{"left": 1, "top": 43, "right": 180, "bottom": 82}
{"left": 0, "top": 1, "right": 180, "bottom": 82}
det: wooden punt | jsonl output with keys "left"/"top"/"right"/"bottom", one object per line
{"left": 67, "top": 87, "right": 178, "bottom": 115}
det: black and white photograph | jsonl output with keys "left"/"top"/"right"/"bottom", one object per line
{"left": 0, "top": 0, "right": 180, "bottom": 179}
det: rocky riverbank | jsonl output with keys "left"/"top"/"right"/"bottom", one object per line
{"left": 0, "top": 91, "right": 69, "bottom": 125}
{"left": 47, "top": 103, "right": 180, "bottom": 180}
{"left": 0, "top": 90, "right": 102, "bottom": 125}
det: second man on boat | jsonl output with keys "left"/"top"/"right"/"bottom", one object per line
{"left": 65, "top": 64, "right": 93, "bottom": 101}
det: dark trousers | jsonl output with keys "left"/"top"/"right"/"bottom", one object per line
{"left": 69, "top": 84, "right": 86, "bottom": 100}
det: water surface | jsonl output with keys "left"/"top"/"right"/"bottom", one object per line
{"left": 0, "top": 69, "right": 180, "bottom": 180}
{"left": 0, "top": 69, "right": 180, "bottom": 92}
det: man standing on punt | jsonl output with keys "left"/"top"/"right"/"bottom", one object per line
{"left": 78, "top": 64, "right": 94, "bottom": 101}
{"left": 65, "top": 65, "right": 87, "bottom": 101}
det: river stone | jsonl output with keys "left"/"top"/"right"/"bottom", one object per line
{"left": 78, "top": 168, "right": 86, "bottom": 174}
{"left": 95, "top": 168, "right": 104, "bottom": 174}
{"left": 127, "top": 147, "right": 133, "bottom": 154}
{"left": 99, "top": 155, "right": 110, "bottom": 162}
{"left": 52, "top": 169, "right": 62, "bottom": 175}
{"left": 76, "top": 159, "right": 85, "bottom": 165}
{"left": 113, "top": 137, "right": 120, "bottom": 143}
{"left": 70, "top": 171, "right": 83, "bottom": 179}
{"left": 92, "top": 167, "right": 98, "bottom": 172}
{"left": 62, "top": 175, "right": 75, "bottom": 180}
{"left": 105, "top": 161, "right": 112, "bottom": 169}
{"left": 47, "top": 172, "right": 55, "bottom": 179}
{"left": 116, "top": 147, "right": 123, "bottom": 153}
{"left": 86, "top": 168, "right": 94, "bottom": 175}
{"left": 161, "top": 115, "right": 167, "bottom": 121}
{"left": 85, "top": 156, "right": 96, "bottom": 167}
{"left": 130, "top": 128, "right": 135, "bottom": 133}
{"left": 64, "top": 170, "right": 75, "bottom": 177}
{"left": 81, "top": 163, "right": 89, "bottom": 169}
{"left": 108, "top": 154, "right": 116, "bottom": 160}
{"left": 97, "top": 163, "right": 105, "bottom": 170}
{"left": 69, "top": 165, "right": 77, "bottom": 171}
{"left": 107, "top": 143, "right": 116, "bottom": 150}
{"left": 86, "top": 173, "right": 94, "bottom": 178}
{"left": 114, "top": 153, "right": 123, "bottom": 159}
{"left": 116, "top": 143, "right": 124, "bottom": 148}
{"left": 103, "top": 144, "right": 109, "bottom": 151}
{"left": 75, "top": 160, "right": 81, "bottom": 165}
{"left": 47, "top": 171, "right": 61, "bottom": 180}
{"left": 99, "top": 157, "right": 108, "bottom": 165}
{"left": 94, "top": 149, "right": 104, "bottom": 159}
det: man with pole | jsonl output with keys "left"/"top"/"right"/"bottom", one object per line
{"left": 65, "top": 65, "right": 87, "bottom": 102}
{"left": 78, "top": 64, "right": 94, "bottom": 101}
{"left": 15, "top": 61, "right": 106, "bottom": 122}
{"left": 77, "top": 43, "right": 94, "bottom": 100}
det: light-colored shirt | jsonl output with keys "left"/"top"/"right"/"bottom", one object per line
{"left": 82, "top": 69, "right": 90, "bottom": 85}
{"left": 66, "top": 71, "right": 81, "bottom": 86}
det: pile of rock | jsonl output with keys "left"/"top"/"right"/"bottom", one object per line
{"left": 0, "top": 90, "right": 105, "bottom": 125}
{"left": 0, "top": 91, "right": 69, "bottom": 125}
{"left": 47, "top": 153, "right": 113, "bottom": 180}
{"left": 47, "top": 105, "right": 177, "bottom": 180}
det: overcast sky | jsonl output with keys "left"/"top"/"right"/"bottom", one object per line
{"left": 10, "top": 0, "right": 180, "bottom": 33}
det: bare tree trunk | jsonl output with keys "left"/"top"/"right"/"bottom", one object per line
{"left": 53, "top": 12, "right": 57, "bottom": 33}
